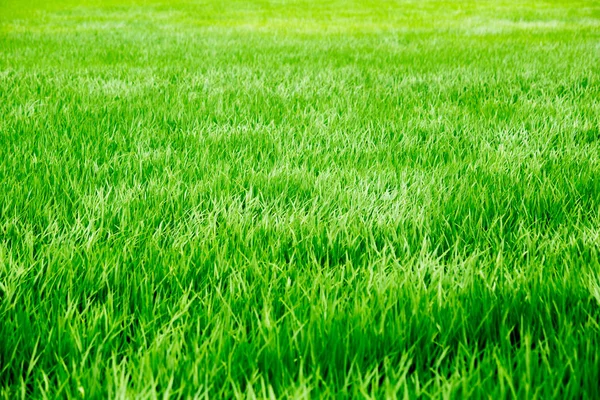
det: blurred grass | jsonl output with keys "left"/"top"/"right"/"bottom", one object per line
{"left": 3, "top": 0, "right": 599, "bottom": 33}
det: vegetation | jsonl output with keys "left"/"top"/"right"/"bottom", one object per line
{"left": 1, "top": 0, "right": 599, "bottom": 397}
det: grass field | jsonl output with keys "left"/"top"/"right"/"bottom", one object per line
{"left": 1, "top": 0, "right": 600, "bottom": 398}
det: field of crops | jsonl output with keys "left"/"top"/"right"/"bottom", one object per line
{"left": 1, "top": 0, "right": 600, "bottom": 397}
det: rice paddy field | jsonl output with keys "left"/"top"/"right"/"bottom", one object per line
{"left": 1, "top": 0, "right": 600, "bottom": 398}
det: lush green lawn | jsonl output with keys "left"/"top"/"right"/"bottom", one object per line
{"left": 1, "top": 0, "right": 600, "bottom": 398}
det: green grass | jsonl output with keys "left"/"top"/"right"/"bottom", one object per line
{"left": 1, "top": 0, "right": 600, "bottom": 398}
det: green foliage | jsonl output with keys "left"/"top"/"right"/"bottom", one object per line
{"left": 1, "top": 0, "right": 600, "bottom": 398}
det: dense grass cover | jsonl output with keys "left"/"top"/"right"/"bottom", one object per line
{"left": 1, "top": 0, "right": 600, "bottom": 397}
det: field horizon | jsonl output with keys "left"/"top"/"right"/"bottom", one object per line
{"left": 1, "top": 0, "right": 600, "bottom": 398}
